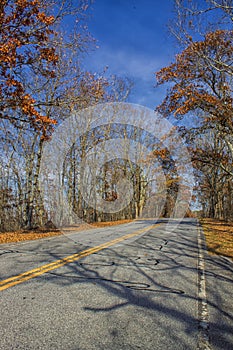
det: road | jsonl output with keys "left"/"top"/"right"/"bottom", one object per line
{"left": 0, "top": 219, "right": 232, "bottom": 350}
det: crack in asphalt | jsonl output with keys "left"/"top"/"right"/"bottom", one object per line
{"left": 46, "top": 271, "right": 185, "bottom": 294}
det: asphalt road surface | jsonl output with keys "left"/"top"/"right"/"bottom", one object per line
{"left": 0, "top": 219, "right": 232, "bottom": 350}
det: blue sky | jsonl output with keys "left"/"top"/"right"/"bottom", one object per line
{"left": 84, "top": 0, "right": 177, "bottom": 110}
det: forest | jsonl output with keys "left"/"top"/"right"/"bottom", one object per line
{"left": 0, "top": 0, "right": 232, "bottom": 232}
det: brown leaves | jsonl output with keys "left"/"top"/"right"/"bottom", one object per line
{"left": 0, "top": 0, "right": 58, "bottom": 135}
{"left": 156, "top": 29, "right": 233, "bottom": 125}
{"left": 39, "top": 47, "right": 58, "bottom": 63}
{"left": 153, "top": 148, "right": 170, "bottom": 160}
{"left": 202, "top": 219, "right": 233, "bottom": 260}
{"left": 67, "top": 72, "right": 110, "bottom": 110}
{"left": 37, "top": 12, "right": 54, "bottom": 25}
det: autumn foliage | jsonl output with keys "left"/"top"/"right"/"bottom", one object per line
{"left": 0, "top": 1, "right": 135, "bottom": 231}
{"left": 0, "top": 0, "right": 58, "bottom": 135}
{"left": 155, "top": 20, "right": 233, "bottom": 220}
{"left": 156, "top": 30, "right": 233, "bottom": 127}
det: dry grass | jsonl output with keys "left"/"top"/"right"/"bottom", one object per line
{"left": 0, "top": 219, "right": 133, "bottom": 245}
{"left": 201, "top": 218, "right": 233, "bottom": 260}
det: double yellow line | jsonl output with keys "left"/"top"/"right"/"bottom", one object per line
{"left": 0, "top": 223, "right": 161, "bottom": 292}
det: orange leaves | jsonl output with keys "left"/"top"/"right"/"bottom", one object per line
{"left": 0, "top": 0, "right": 58, "bottom": 134}
{"left": 16, "top": 0, "right": 29, "bottom": 7}
{"left": 21, "top": 94, "right": 36, "bottom": 115}
{"left": 155, "top": 29, "right": 233, "bottom": 124}
{"left": 156, "top": 63, "right": 177, "bottom": 85}
{"left": 37, "top": 12, "right": 54, "bottom": 25}
{"left": 39, "top": 47, "right": 58, "bottom": 63}
{"left": 157, "top": 29, "right": 233, "bottom": 85}
{"left": 204, "top": 30, "right": 233, "bottom": 51}
{"left": 153, "top": 148, "right": 170, "bottom": 160}
{"left": 0, "top": 38, "right": 21, "bottom": 66}
{"left": 19, "top": 93, "right": 57, "bottom": 139}
{"left": 6, "top": 78, "right": 20, "bottom": 87}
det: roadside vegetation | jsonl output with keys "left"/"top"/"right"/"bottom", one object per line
{"left": 0, "top": 219, "right": 133, "bottom": 244}
{"left": 0, "top": 0, "right": 232, "bottom": 258}
{"left": 201, "top": 219, "right": 233, "bottom": 260}
{"left": 2, "top": 218, "right": 233, "bottom": 264}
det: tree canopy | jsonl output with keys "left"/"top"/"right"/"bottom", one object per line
{"left": 156, "top": 0, "right": 233, "bottom": 219}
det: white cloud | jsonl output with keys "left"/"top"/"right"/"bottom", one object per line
{"left": 84, "top": 45, "right": 167, "bottom": 108}
{"left": 85, "top": 46, "right": 163, "bottom": 81}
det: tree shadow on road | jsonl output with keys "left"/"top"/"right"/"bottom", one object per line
{"left": 3, "top": 219, "right": 233, "bottom": 349}
{"left": 35, "top": 219, "right": 233, "bottom": 349}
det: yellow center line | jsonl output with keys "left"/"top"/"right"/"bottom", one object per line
{"left": 0, "top": 223, "right": 161, "bottom": 292}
